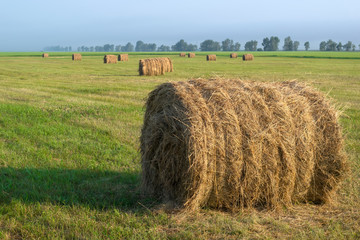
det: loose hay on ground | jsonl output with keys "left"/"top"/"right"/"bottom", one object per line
{"left": 140, "top": 79, "right": 348, "bottom": 212}
{"left": 139, "top": 57, "right": 173, "bottom": 76}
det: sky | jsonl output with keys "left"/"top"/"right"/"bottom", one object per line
{"left": 0, "top": 0, "right": 359, "bottom": 51}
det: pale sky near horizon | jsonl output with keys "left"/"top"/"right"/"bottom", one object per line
{"left": 0, "top": 0, "right": 359, "bottom": 51}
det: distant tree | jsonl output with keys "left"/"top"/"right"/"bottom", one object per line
{"left": 262, "top": 36, "right": 279, "bottom": 51}
{"left": 257, "top": 48, "right": 263, "bottom": 51}
{"left": 359, "top": 44, "right": 360, "bottom": 50}
{"left": 135, "top": 41, "right": 144, "bottom": 51}
{"left": 187, "top": 44, "right": 198, "bottom": 51}
{"left": 95, "top": 46, "right": 104, "bottom": 52}
{"left": 77, "top": 47, "right": 81, "bottom": 52}
{"left": 69, "top": 46, "right": 72, "bottom": 52}
{"left": 283, "top": 36, "right": 293, "bottom": 51}
{"left": 89, "top": 46, "right": 94, "bottom": 52}
{"left": 234, "top": 42, "right": 241, "bottom": 51}
{"left": 172, "top": 39, "right": 188, "bottom": 51}
{"left": 336, "top": 42, "right": 343, "bottom": 51}
{"left": 244, "top": 40, "right": 257, "bottom": 51}
{"left": 115, "top": 45, "right": 121, "bottom": 52}
{"left": 304, "top": 41, "right": 310, "bottom": 51}
{"left": 221, "top": 38, "right": 240, "bottom": 51}
{"left": 326, "top": 39, "right": 337, "bottom": 51}
{"left": 319, "top": 41, "right": 326, "bottom": 51}
{"left": 158, "top": 45, "right": 171, "bottom": 52}
{"left": 343, "top": 41, "right": 353, "bottom": 51}
{"left": 293, "top": 41, "right": 299, "bottom": 51}
{"left": 121, "top": 42, "right": 134, "bottom": 52}
{"left": 352, "top": 44, "right": 356, "bottom": 51}
{"left": 200, "top": 40, "right": 221, "bottom": 51}
{"left": 103, "top": 44, "right": 114, "bottom": 52}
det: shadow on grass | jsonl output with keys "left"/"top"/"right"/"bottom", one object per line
{"left": 0, "top": 167, "right": 156, "bottom": 211}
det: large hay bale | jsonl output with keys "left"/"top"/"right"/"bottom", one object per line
{"left": 230, "top": 53, "right": 238, "bottom": 58}
{"left": 206, "top": 55, "right": 216, "bottom": 61}
{"left": 242, "top": 54, "right": 254, "bottom": 61}
{"left": 72, "top": 53, "right": 82, "bottom": 61}
{"left": 118, "top": 54, "right": 129, "bottom": 61}
{"left": 188, "top": 53, "right": 195, "bottom": 58}
{"left": 42, "top": 53, "right": 49, "bottom": 58}
{"left": 140, "top": 79, "right": 348, "bottom": 211}
{"left": 104, "top": 55, "right": 117, "bottom": 64}
{"left": 139, "top": 57, "right": 173, "bottom": 76}
{"left": 179, "top": 53, "right": 186, "bottom": 57}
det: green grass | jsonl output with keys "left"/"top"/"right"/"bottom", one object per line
{"left": 0, "top": 52, "right": 359, "bottom": 239}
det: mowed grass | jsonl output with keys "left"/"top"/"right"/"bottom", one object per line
{"left": 0, "top": 52, "right": 359, "bottom": 239}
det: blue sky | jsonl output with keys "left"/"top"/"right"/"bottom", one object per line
{"left": 1, "top": 0, "right": 359, "bottom": 51}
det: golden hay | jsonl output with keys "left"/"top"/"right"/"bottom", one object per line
{"left": 230, "top": 53, "right": 238, "bottom": 58}
{"left": 118, "top": 54, "right": 129, "bottom": 61}
{"left": 72, "top": 53, "right": 82, "bottom": 61}
{"left": 139, "top": 57, "right": 173, "bottom": 76}
{"left": 104, "top": 55, "right": 117, "bottom": 64}
{"left": 206, "top": 55, "right": 216, "bottom": 61}
{"left": 42, "top": 53, "right": 49, "bottom": 58}
{"left": 188, "top": 53, "right": 195, "bottom": 58}
{"left": 179, "top": 53, "right": 186, "bottom": 57}
{"left": 243, "top": 54, "right": 254, "bottom": 61}
{"left": 140, "top": 79, "right": 348, "bottom": 211}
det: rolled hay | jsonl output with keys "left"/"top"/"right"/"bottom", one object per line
{"left": 42, "top": 53, "right": 49, "bottom": 58}
{"left": 242, "top": 54, "right": 254, "bottom": 61}
{"left": 104, "top": 55, "right": 117, "bottom": 64}
{"left": 72, "top": 53, "right": 82, "bottom": 61}
{"left": 188, "top": 52, "right": 195, "bottom": 58}
{"left": 179, "top": 53, "right": 186, "bottom": 57}
{"left": 118, "top": 54, "right": 129, "bottom": 61}
{"left": 206, "top": 55, "right": 216, "bottom": 61}
{"left": 230, "top": 53, "right": 238, "bottom": 58}
{"left": 140, "top": 79, "right": 348, "bottom": 211}
{"left": 139, "top": 57, "right": 173, "bottom": 76}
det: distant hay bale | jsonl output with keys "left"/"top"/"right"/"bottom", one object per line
{"left": 42, "top": 53, "right": 49, "bottom": 58}
{"left": 243, "top": 54, "right": 254, "bottom": 61}
{"left": 72, "top": 53, "right": 82, "bottom": 61}
{"left": 104, "top": 55, "right": 117, "bottom": 64}
{"left": 188, "top": 53, "right": 195, "bottom": 58}
{"left": 140, "top": 79, "right": 348, "bottom": 211}
{"left": 118, "top": 54, "right": 129, "bottom": 61}
{"left": 139, "top": 57, "right": 173, "bottom": 76}
{"left": 206, "top": 55, "right": 216, "bottom": 61}
{"left": 230, "top": 53, "right": 238, "bottom": 58}
{"left": 180, "top": 53, "right": 186, "bottom": 57}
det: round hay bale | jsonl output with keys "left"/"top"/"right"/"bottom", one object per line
{"left": 206, "top": 55, "right": 216, "bottom": 61}
{"left": 179, "top": 53, "right": 186, "bottom": 57}
{"left": 118, "top": 54, "right": 129, "bottom": 61}
{"left": 104, "top": 55, "right": 117, "bottom": 64}
{"left": 188, "top": 53, "right": 195, "bottom": 58}
{"left": 139, "top": 57, "right": 173, "bottom": 76}
{"left": 140, "top": 79, "right": 348, "bottom": 211}
{"left": 42, "top": 53, "right": 49, "bottom": 58}
{"left": 72, "top": 53, "right": 82, "bottom": 61}
{"left": 242, "top": 54, "right": 254, "bottom": 61}
{"left": 230, "top": 53, "right": 238, "bottom": 58}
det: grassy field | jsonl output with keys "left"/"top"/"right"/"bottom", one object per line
{"left": 0, "top": 51, "right": 359, "bottom": 239}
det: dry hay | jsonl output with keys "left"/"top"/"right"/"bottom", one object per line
{"left": 72, "top": 53, "right": 82, "bottom": 61}
{"left": 230, "top": 53, "right": 238, "bottom": 58}
{"left": 42, "top": 53, "right": 49, "bottom": 58}
{"left": 188, "top": 53, "right": 196, "bottom": 58}
{"left": 118, "top": 54, "right": 129, "bottom": 61}
{"left": 243, "top": 54, "right": 254, "bottom": 61}
{"left": 140, "top": 79, "right": 348, "bottom": 212}
{"left": 180, "top": 53, "right": 186, "bottom": 57}
{"left": 206, "top": 55, "right": 216, "bottom": 61}
{"left": 139, "top": 57, "right": 173, "bottom": 76}
{"left": 104, "top": 55, "right": 117, "bottom": 64}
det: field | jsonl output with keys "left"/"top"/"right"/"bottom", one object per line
{"left": 0, "top": 51, "right": 359, "bottom": 239}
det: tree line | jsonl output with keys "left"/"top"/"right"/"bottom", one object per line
{"left": 44, "top": 37, "right": 359, "bottom": 52}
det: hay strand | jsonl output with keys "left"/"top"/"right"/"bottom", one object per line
{"left": 140, "top": 79, "right": 348, "bottom": 211}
